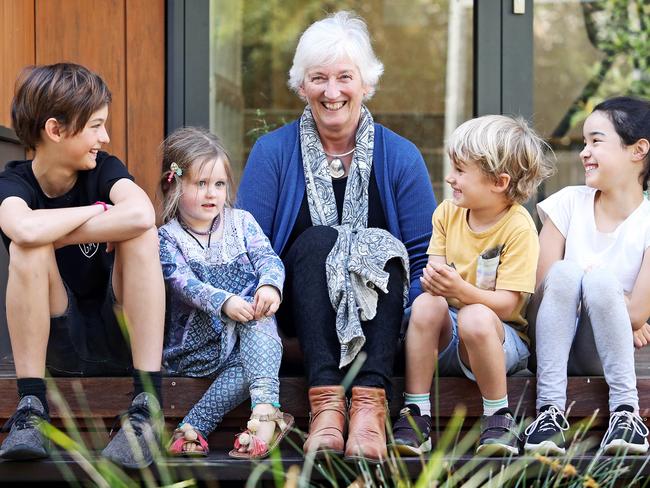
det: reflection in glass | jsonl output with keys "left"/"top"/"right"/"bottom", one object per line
{"left": 534, "top": 1, "right": 649, "bottom": 196}
{"left": 209, "top": 1, "right": 473, "bottom": 198}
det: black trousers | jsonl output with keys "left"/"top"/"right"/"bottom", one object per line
{"left": 277, "top": 226, "right": 404, "bottom": 393}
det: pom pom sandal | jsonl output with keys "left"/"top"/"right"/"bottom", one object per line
{"left": 167, "top": 423, "right": 209, "bottom": 457}
{"left": 229, "top": 409, "right": 294, "bottom": 459}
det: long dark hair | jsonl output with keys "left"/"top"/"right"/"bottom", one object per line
{"left": 593, "top": 96, "right": 650, "bottom": 190}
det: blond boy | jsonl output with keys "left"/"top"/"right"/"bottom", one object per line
{"left": 391, "top": 115, "right": 553, "bottom": 456}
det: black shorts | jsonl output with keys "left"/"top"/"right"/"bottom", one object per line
{"left": 46, "top": 276, "right": 132, "bottom": 377}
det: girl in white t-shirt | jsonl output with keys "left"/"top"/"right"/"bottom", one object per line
{"left": 524, "top": 96, "right": 650, "bottom": 456}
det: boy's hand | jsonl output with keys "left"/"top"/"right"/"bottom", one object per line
{"left": 420, "top": 264, "right": 438, "bottom": 295}
{"left": 253, "top": 285, "right": 281, "bottom": 320}
{"left": 223, "top": 296, "right": 255, "bottom": 323}
{"left": 421, "top": 262, "right": 465, "bottom": 299}
{"left": 633, "top": 323, "right": 650, "bottom": 349}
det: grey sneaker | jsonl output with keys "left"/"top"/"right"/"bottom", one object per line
{"left": 101, "top": 392, "right": 164, "bottom": 469}
{"left": 0, "top": 395, "right": 50, "bottom": 460}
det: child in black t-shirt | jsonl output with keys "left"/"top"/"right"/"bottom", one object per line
{"left": 0, "top": 63, "right": 165, "bottom": 469}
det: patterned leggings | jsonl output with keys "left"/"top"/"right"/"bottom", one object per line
{"left": 183, "top": 317, "right": 282, "bottom": 436}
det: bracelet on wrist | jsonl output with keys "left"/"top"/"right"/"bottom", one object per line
{"left": 93, "top": 201, "right": 108, "bottom": 212}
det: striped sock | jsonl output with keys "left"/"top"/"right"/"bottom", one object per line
{"left": 483, "top": 395, "right": 508, "bottom": 416}
{"left": 404, "top": 392, "right": 431, "bottom": 416}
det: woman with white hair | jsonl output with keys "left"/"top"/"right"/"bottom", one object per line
{"left": 238, "top": 11, "right": 436, "bottom": 461}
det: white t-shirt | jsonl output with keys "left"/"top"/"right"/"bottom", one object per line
{"left": 537, "top": 186, "right": 650, "bottom": 293}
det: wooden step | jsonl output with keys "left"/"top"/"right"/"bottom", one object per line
{"left": 1, "top": 376, "right": 648, "bottom": 449}
{"left": 0, "top": 375, "right": 648, "bottom": 484}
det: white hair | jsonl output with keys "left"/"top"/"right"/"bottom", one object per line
{"left": 288, "top": 11, "right": 384, "bottom": 100}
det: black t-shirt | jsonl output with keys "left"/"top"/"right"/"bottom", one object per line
{"left": 0, "top": 151, "right": 133, "bottom": 300}
{"left": 283, "top": 167, "right": 388, "bottom": 257}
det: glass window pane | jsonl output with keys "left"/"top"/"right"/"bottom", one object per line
{"left": 534, "top": 1, "right": 649, "bottom": 197}
{"left": 209, "top": 1, "right": 474, "bottom": 198}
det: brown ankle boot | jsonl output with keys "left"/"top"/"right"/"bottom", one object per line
{"left": 344, "top": 386, "right": 387, "bottom": 461}
{"left": 303, "top": 386, "right": 347, "bottom": 455}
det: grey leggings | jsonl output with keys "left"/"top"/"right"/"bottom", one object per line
{"left": 528, "top": 260, "right": 638, "bottom": 412}
{"left": 183, "top": 318, "right": 283, "bottom": 436}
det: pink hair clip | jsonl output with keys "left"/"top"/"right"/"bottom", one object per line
{"left": 167, "top": 162, "right": 182, "bottom": 182}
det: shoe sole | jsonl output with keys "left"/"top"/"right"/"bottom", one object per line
{"left": 312, "top": 449, "right": 344, "bottom": 460}
{"left": 102, "top": 454, "right": 153, "bottom": 470}
{"left": 0, "top": 445, "right": 49, "bottom": 461}
{"left": 389, "top": 438, "right": 433, "bottom": 456}
{"left": 101, "top": 447, "right": 154, "bottom": 470}
{"left": 475, "top": 443, "right": 519, "bottom": 457}
{"left": 343, "top": 454, "right": 384, "bottom": 465}
{"left": 602, "top": 439, "right": 649, "bottom": 455}
{"left": 524, "top": 441, "right": 566, "bottom": 456}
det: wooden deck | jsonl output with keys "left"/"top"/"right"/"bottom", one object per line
{"left": 0, "top": 451, "right": 648, "bottom": 484}
{"left": 0, "top": 352, "right": 649, "bottom": 484}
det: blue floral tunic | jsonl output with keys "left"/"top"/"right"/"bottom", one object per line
{"left": 159, "top": 208, "right": 285, "bottom": 377}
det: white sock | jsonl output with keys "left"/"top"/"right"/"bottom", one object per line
{"left": 404, "top": 392, "right": 431, "bottom": 416}
{"left": 483, "top": 395, "right": 508, "bottom": 416}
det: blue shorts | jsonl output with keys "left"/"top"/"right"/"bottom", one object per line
{"left": 437, "top": 307, "right": 530, "bottom": 380}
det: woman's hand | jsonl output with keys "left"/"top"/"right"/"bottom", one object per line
{"left": 253, "top": 285, "right": 281, "bottom": 320}
{"left": 223, "top": 296, "right": 255, "bottom": 323}
{"left": 633, "top": 323, "right": 650, "bottom": 349}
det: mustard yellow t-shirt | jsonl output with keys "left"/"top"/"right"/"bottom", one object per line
{"left": 427, "top": 200, "right": 539, "bottom": 340}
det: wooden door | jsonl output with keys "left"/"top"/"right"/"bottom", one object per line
{"left": 0, "top": 0, "right": 165, "bottom": 367}
{"left": 0, "top": 0, "right": 165, "bottom": 200}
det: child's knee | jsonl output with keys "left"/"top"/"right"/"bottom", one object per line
{"left": 582, "top": 268, "right": 624, "bottom": 304}
{"left": 457, "top": 304, "right": 500, "bottom": 343}
{"left": 115, "top": 226, "right": 159, "bottom": 258}
{"left": 243, "top": 317, "right": 281, "bottom": 342}
{"left": 8, "top": 241, "right": 55, "bottom": 272}
{"left": 544, "top": 260, "right": 583, "bottom": 290}
{"left": 408, "top": 294, "right": 450, "bottom": 336}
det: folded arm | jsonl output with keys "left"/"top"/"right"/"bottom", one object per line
{"left": 0, "top": 196, "right": 105, "bottom": 247}
{"left": 55, "top": 179, "right": 155, "bottom": 246}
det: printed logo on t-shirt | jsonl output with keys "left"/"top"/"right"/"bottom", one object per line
{"left": 476, "top": 245, "right": 503, "bottom": 290}
{"left": 79, "top": 243, "right": 99, "bottom": 259}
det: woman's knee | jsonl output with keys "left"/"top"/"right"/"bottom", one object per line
{"left": 285, "top": 225, "right": 338, "bottom": 265}
{"left": 457, "top": 304, "right": 500, "bottom": 343}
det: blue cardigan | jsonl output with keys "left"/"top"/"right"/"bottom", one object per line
{"left": 236, "top": 120, "right": 437, "bottom": 306}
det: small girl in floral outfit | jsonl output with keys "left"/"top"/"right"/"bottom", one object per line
{"left": 158, "top": 127, "right": 292, "bottom": 458}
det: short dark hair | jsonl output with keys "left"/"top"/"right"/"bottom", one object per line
{"left": 593, "top": 96, "right": 650, "bottom": 190}
{"left": 11, "top": 63, "right": 111, "bottom": 150}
